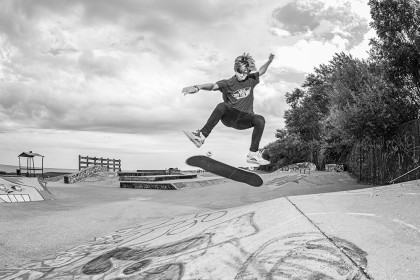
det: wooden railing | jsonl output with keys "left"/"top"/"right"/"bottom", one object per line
{"left": 79, "top": 155, "right": 121, "bottom": 172}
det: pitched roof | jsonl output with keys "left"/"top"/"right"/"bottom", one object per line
{"left": 18, "top": 151, "right": 44, "bottom": 158}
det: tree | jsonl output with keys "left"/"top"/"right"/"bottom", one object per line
{"left": 369, "top": 0, "right": 420, "bottom": 106}
{"left": 284, "top": 67, "right": 331, "bottom": 142}
{"left": 266, "top": 52, "right": 416, "bottom": 170}
{"left": 324, "top": 53, "right": 411, "bottom": 140}
{"left": 262, "top": 129, "right": 314, "bottom": 171}
{"left": 265, "top": 0, "right": 420, "bottom": 171}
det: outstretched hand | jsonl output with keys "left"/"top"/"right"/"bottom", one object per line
{"left": 182, "top": 86, "right": 199, "bottom": 95}
{"left": 258, "top": 53, "right": 275, "bottom": 76}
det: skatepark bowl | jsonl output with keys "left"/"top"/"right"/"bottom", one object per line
{"left": 0, "top": 169, "right": 419, "bottom": 279}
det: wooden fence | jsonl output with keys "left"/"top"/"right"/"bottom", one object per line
{"left": 347, "top": 119, "right": 420, "bottom": 185}
{"left": 79, "top": 155, "right": 121, "bottom": 172}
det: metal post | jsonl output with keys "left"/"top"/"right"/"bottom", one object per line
{"left": 359, "top": 144, "right": 362, "bottom": 182}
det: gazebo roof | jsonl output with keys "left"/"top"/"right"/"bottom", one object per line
{"left": 18, "top": 151, "right": 44, "bottom": 158}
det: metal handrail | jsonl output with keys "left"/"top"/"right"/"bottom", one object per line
{"left": 389, "top": 165, "right": 420, "bottom": 184}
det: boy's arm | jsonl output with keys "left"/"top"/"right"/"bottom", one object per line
{"left": 258, "top": 53, "right": 275, "bottom": 76}
{"left": 182, "top": 83, "right": 219, "bottom": 95}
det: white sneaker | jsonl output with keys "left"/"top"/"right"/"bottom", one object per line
{"left": 183, "top": 129, "right": 206, "bottom": 148}
{"left": 247, "top": 150, "right": 270, "bottom": 165}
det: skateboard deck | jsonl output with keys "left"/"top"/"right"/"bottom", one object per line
{"left": 186, "top": 155, "right": 263, "bottom": 187}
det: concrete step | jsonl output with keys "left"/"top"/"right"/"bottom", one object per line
{"left": 120, "top": 176, "right": 226, "bottom": 190}
{"left": 118, "top": 171, "right": 168, "bottom": 177}
{"left": 119, "top": 174, "right": 197, "bottom": 182}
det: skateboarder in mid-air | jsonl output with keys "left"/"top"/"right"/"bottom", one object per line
{"left": 183, "top": 53, "right": 274, "bottom": 165}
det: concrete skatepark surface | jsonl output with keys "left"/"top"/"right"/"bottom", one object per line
{"left": 0, "top": 177, "right": 53, "bottom": 203}
{"left": 0, "top": 171, "right": 419, "bottom": 279}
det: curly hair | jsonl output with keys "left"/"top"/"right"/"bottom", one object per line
{"left": 234, "top": 53, "right": 257, "bottom": 72}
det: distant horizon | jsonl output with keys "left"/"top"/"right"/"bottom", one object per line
{"left": 0, "top": 162, "right": 204, "bottom": 172}
{"left": 0, "top": 163, "right": 78, "bottom": 173}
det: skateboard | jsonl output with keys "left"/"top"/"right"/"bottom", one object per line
{"left": 186, "top": 155, "right": 263, "bottom": 187}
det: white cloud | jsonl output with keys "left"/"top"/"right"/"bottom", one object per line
{"left": 270, "top": 28, "right": 291, "bottom": 37}
{"left": 273, "top": 39, "right": 343, "bottom": 72}
{"left": 349, "top": 28, "right": 376, "bottom": 59}
{"left": 0, "top": 0, "right": 374, "bottom": 169}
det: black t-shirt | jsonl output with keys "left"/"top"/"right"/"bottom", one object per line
{"left": 216, "top": 72, "right": 260, "bottom": 113}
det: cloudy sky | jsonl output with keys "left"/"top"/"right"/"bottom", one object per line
{"left": 0, "top": 0, "right": 374, "bottom": 170}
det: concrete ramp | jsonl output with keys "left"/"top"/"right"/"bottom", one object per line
{"left": 0, "top": 177, "right": 53, "bottom": 203}
{"left": 0, "top": 197, "right": 370, "bottom": 279}
{"left": 64, "top": 165, "right": 108, "bottom": 184}
{"left": 288, "top": 182, "right": 420, "bottom": 280}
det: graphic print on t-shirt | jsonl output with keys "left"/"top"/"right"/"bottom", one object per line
{"left": 232, "top": 87, "right": 251, "bottom": 99}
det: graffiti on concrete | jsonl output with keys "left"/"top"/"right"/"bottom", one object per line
{"left": 119, "top": 174, "right": 197, "bottom": 182}
{"left": 265, "top": 174, "right": 306, "bottom": 187}
{"left": 325, "top": 164, "right": 345, "bottom": 172}
{"left": 235, "top": 232, "right": 368, "bottom": 279}
{"left": 173, "top": 178, "right": 227, "bottom": 189}
{"left": 349, "top": 120, "right": 420, "bottom": 184}
{"left": 0, "top": 177, "right": 52, "bottom": 203}
{"left": 278, "top": 162, "right": 317, "bottom": 172}
{"left": 384, "top": 131, "right": 420, "bottom": 173}
{"left": 120, "top": 182, "right": 178, "bottom": 190}
{"left": 64, "top": 165, "right": 108, "bottom": 184}
{"left": 1, "top": 206, "right": 369, "bottom": 279}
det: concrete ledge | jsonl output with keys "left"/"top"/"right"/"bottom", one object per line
{"left": 119, "top": 174, "right": 197, "bottom": 182}
{"left": 118, "top": 170, "right": 182, "bottom": 177}
{"left": 120, "top": 181, "right": 177, "bottom": 190}
{"left": 118, "top": 171, "right": 168, "bottom": 177}
{"left": 120, "top": 177, "right": 226, "bottom": 190}
{"left": 173, "top": 178, "right": 227, "bottom": 189}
